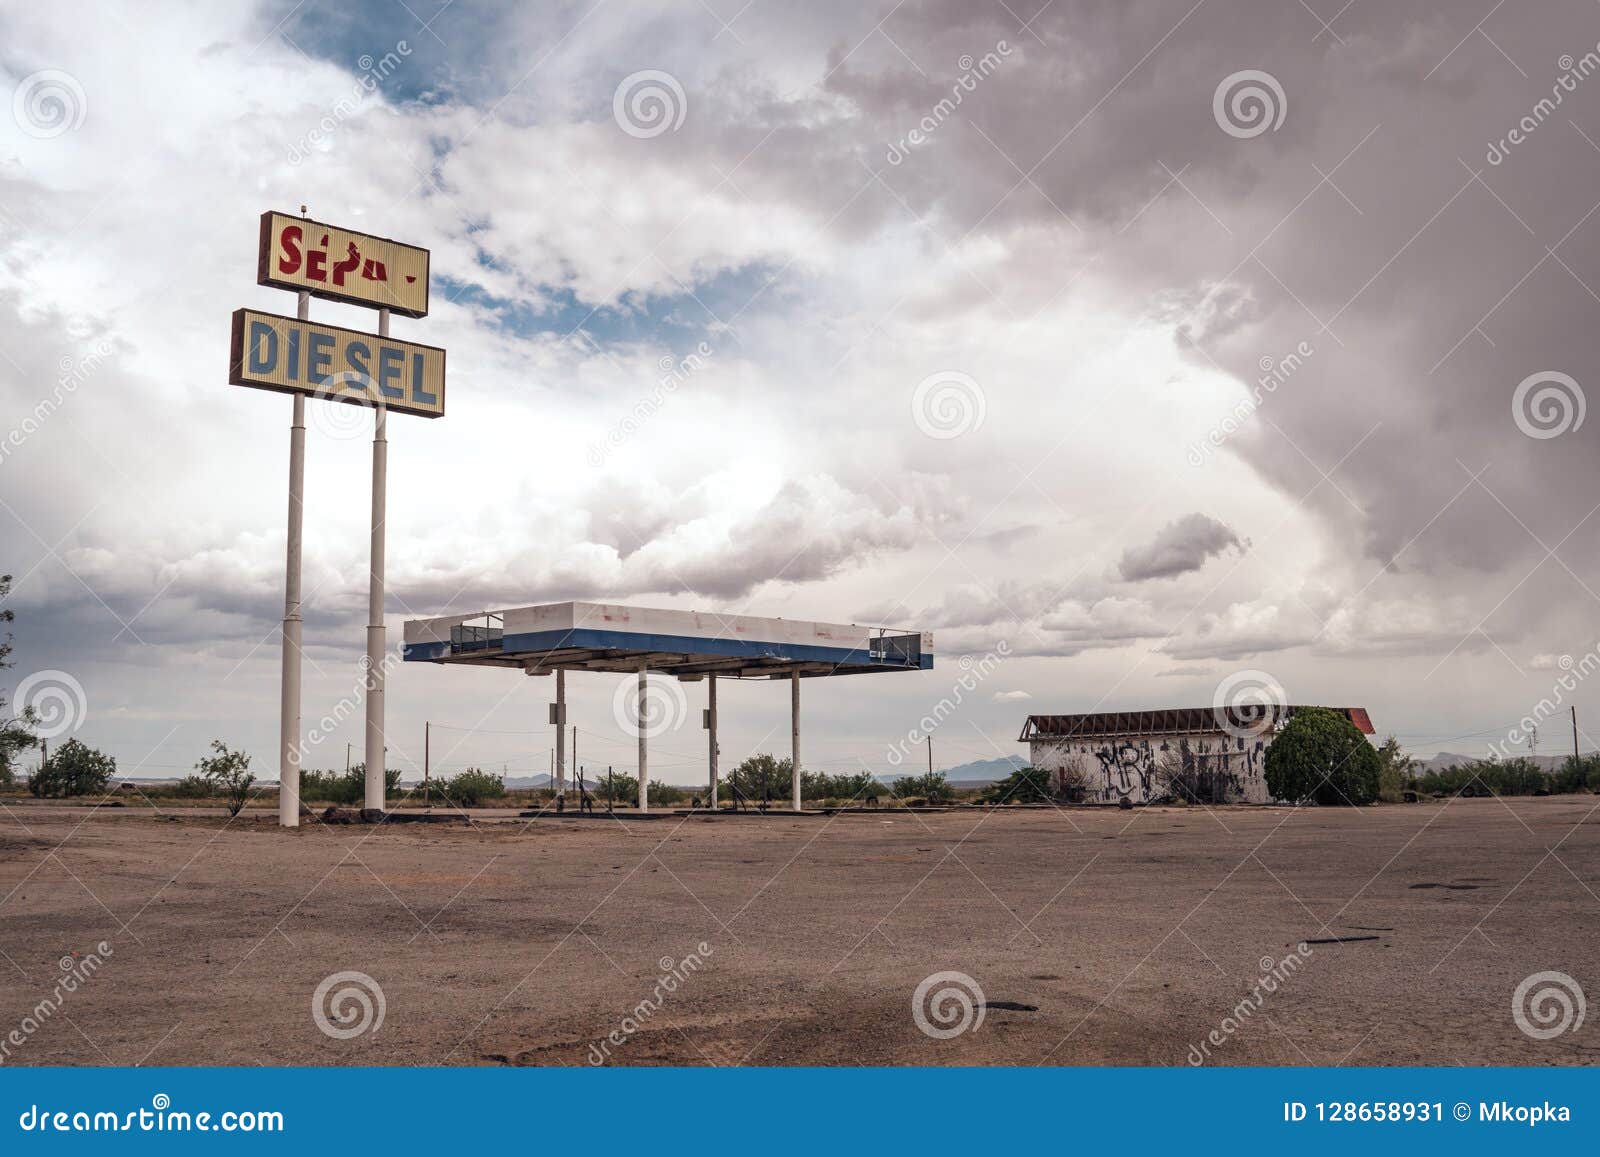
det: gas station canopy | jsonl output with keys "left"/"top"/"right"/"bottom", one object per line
{"left": 401, "top": 601, "right": 934, "bottom": 680}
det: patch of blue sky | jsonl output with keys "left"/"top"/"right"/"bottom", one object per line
{"left": 266, "top": 0, "right": 507, "bottom": 108}
{"left": 435, "top": 262, "right": 787, "bottom": 355}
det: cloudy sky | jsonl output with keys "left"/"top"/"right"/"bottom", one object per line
{"left": 3, "top": 0, "right": 1599, "bottom": 784}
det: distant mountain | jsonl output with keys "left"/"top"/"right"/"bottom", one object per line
{"left": 874, "top": 754, "right": 1026, "bottom": 785}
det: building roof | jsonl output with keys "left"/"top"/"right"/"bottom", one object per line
{"left": 402, "top": 600, "right": 933, "bottom": 679}
{"left": 1018, "top": 705, "right": 1374, "bottom": 742}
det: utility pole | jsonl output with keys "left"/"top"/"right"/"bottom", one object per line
{"left": 1573, "top": 706, "right": 1581, "bottom": 764}
{"left": 927, "top": 734, "right": 933, "bottom": 776}
{"left": 424, "top": 721, "right": 430, "bottom": 809}
{"left": 345, "top": 742, "right": 351, "bottom": 774}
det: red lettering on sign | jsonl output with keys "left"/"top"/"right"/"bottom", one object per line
{"left": 277, "top": 224, "right": 303, "bottom": 275}
{"left": 332, "top": 241, "right": 360, "bottom": 287}
{"left": 306, "top": 237, "right": 328, "bottom": 282}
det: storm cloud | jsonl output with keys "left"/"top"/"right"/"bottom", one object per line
{"left": 1118, "top": 513, "right": 1246, "bottom": 581}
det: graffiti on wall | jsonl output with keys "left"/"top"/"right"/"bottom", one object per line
{"left": 1031, "top": 732, "right": 1271, "bottom": 804}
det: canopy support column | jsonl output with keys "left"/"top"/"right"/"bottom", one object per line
{"left": 554, "top": 668, "right": 566, "bottom": 798}
{"left": 791, "top": 668, "right": 801, "bottom": 812}
{"left": 707, "top": 673, "right": 719, "bottom": 810}
{"left": 638, "top": 662, "right": 649, "bottom": 813}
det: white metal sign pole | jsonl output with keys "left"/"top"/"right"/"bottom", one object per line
{"left": 278, "top": 290, "right": 310, "bottom": 828}
{"left": 363, "top": 307, "right": 390, "bottom": 813}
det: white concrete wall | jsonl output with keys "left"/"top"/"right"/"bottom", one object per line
{"left": 1029, "top": 730, "right": 1275, "bottom": 804}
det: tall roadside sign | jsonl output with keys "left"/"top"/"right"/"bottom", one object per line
{"left": 230, "top": 208, "right": 443, "bottom": 826}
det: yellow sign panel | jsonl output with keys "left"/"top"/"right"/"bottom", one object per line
{"left": 257, "top": 211, "right": 430, "bottom": 317}
{"left": 228, "top": 309, "right": 445, "bottom": 418}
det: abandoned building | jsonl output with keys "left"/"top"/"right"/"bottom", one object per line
{"left": 1018, "top": 706, "right": 1376, "bottom": 804}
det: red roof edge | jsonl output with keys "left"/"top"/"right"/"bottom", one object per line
{"left": 1344, "top": 706, "right": 1375, "bottom": 734}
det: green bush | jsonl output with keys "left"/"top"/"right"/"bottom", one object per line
{"left": 170, "top": 775, "right": 213, "bottom": 799}
{"left": 195, "top": 739, "right": 255, "bottom": 816}
{"left": 978, "top": 765, "right": 1054, "bottom": 804}
{"left": 439, "top": 767, "right": 505, "bottom": 806}
{"left": 800, "top": 770, "right": 878, "bottom": 801}
{"left": 592, "top": 770, "right": 637, "bottom": 806}
{"left": 1553, "top": 754, "right": 1600, "bottom": 793}
{"left": 300, "top": 763, "right": 403, "bottom": 805}
{"left": 1375, "top": 736, "right": 1415, "bottom": 802}
{"left": 300, "top": 768, "right": 360, "bottom": 805}
{"left": 1415, "top": 756, "right": 1570, "bottom": 798}
{"left": 28, "top": 738, "right": 115, "bottom": 798}
{"left": 648, "top": 780, "right": 687, "bottom": 805}
{"left": 1264, "top": 707, "right": 1380, "bottom": 805}
{"left": 892, "top": 770, "right": 952, "bottom": 802}
{"left": 729, "top": 754, "right": 791, "bottom": 802}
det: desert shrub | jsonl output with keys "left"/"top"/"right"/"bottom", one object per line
{"left": 891, "top": 770, "right": 952, "bottom": 802}
{"left": 28, "top": 738, "right": 115, "bottom": 798}
{"left": 1553, "top": 754, "right": 1600, "bottom": 793}
{"left": 440, "top": 767, "right": 505, "bottom": 806}
{"left": 1416, "top": 757, "right": 1554, "bottom": 798}
{"left": 592, "top": 770, "right": 637, "bottom": 806}
{"left": 196, "top": 739, "right": 256, "bottom": 816}
{"left": 300, "top": 768, "right": 360, "bottom": 804}
{"left": 649, "top": 781, "right": 687, "bottom": 805}
{"left": 799, "top": 770, "right": 877, "bottom": 801}
{"left": 1375, "top": 736, "right": 1416, "bottom": 802}
{"left": 298, "top": 763, "right": 403, "bottom": 805}
{"left": 170, "top": 775, "right": 213, "bottom": 799}
{"left": 729, "top": 754, "right": 791, "bottom": 802}
{"left": 979, "top": 765, "right": 1054, "bottom": 804}
{"left": 1264, "top": 707, "right": 1380, "bottom": 805}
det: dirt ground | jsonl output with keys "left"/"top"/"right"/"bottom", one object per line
{"left": 1, "top": 795, "right": 1597, "bottom": 1067}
